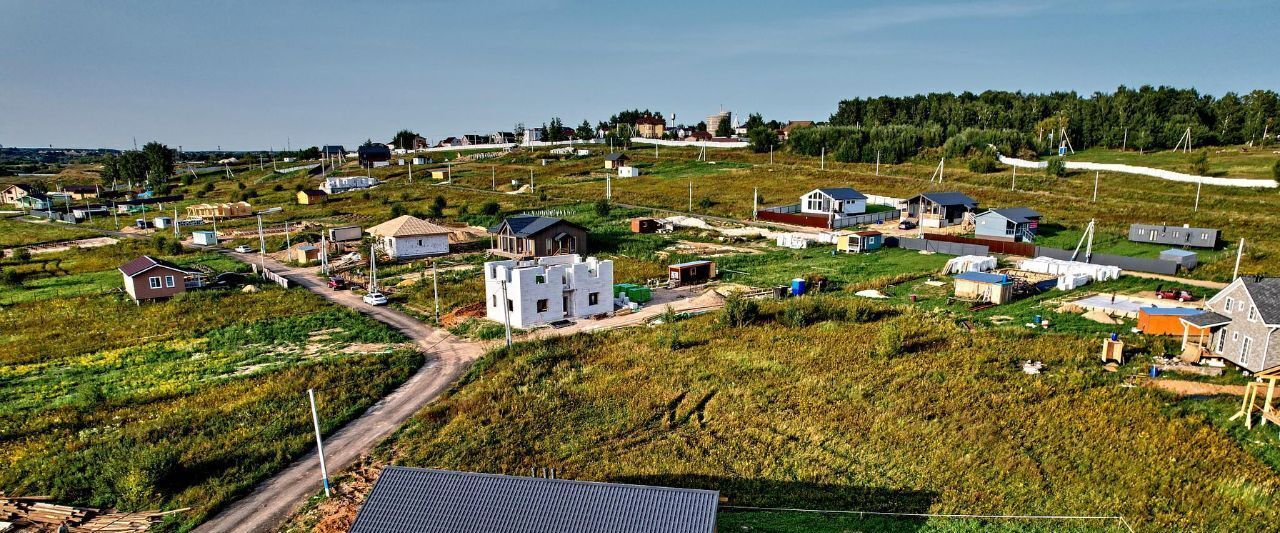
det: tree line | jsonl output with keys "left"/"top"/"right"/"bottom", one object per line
{"left": 828, "top": 86, "right": 1279, "bottom": 151}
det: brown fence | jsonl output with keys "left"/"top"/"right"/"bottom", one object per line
{"left": 756, "top": 210, "right": 830, "bottom": 228}
{"left": 923, "top": 233, "right": 1036, "bottom": 256}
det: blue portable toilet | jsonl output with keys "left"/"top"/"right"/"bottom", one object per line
{"left": 791, "top": 278, "right": 807, "bottom": 296}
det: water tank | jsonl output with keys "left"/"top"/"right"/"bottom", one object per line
{"left": 791, "top": 278, "right": 807, "bottom": 296}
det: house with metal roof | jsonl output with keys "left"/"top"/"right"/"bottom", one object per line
{"left": 358, "top": 144, "right": 392, "bottom": 168}
{"left": 367, "top": 215, "right": 452, "bottom": 259}
{"left": 800, "top": 188, "right": 867, "bottom": 217}
{"left": 604, "top": 152, "right": 630, "bottom": 169}
{"left": 1180, "top": 276, "right": 1280, "bottom": 372}
{"left": 1128, "top": 223, "right": 1220, "bottom": 249}
{"left": 905, "top": 191, "right": 979, "bottom": 228}
{"left": 489, "top": 215, "right": 588, "bottom": 259}
{"left": 974, "top": 207, "right": 1041, "bottom": 242}
{"left": 953, "top": 271, "right": 1013, "bottom": 304}
{"left": 118, "top": 255, "right": 204, "bottom": 303}
{"left": 320, "top": 145, "right": 345, "bottom": 157}
{"left": 350, "top": 466, "right": 718, "bottom": 533}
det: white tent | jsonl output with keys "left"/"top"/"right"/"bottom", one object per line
{"left": 942, "top": 255, "right": 997, "bottom": 275}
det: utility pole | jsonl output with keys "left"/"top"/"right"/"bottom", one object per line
{"left": 1194, "top": 178, "right": 1203, "bottom": 212}
{"left": 492, "top": 166, "right": 496, "bottom": 190}
{"left": 112, "top": 202, "right": 119, "bottom": 229}
{"left": 284, "top": 220, "right": 291, "bottom": 251}
{"left": 688, "top": 181, "right": 692, "bottom": 212}
{"left": 875, "top": 150, "right": 880, "bottom": 176}
{"left": 1233, "top": 238, "right": 1245, "bottom": 280}
{"left": 606, "top": 175, "right": 611, "bottom": 200}
{"left": 499, "top": 279, "right": 513, "bottom": 349}
{"left": 752, "top": 187, "right": 758, "bottom": 219}
{"left": 408, "top": 160, "right": 413, "bottom": 183}
{"left": 307, "top": 389, "right": 331, "bottom": 498}
{"left": 820, "top": 147, "right": 825, "bottom": 170}
{"left": 529, "top": 169, "right": 534, "bottom": 191}
{"left": 432, "top": 261, "right": 440, "bottom": 322}
{"left": 1093, "top": 171, "right": 1099, "bottom": 202}
{"left": 769, "top": 144, "right": 773, "bottom": 165}
{"left": 1011, "top": 166, "right": 1016, "bottom": 191}
{"left": 173, "top": 208, "right": 179, "bottom": 237}
{"left": 256, "top": 214, "right": 266, "bottom": 272}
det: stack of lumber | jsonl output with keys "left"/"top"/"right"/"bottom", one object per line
{"left": 0, "top": 497, "right": 180, "bottom": 532}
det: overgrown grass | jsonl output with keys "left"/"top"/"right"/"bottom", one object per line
{"left": 0, "top": 217, "right": 95, "bottom": 247}
{"left": 717, "top": 246, "right": 949, "bottom": 288}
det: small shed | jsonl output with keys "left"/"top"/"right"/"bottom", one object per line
{"left": 192, "top": 231, "right": 218, "bottom": 246}
{"left": 618, "top": 166, "right": 640, "bottom": 178}
{"left": 631, "top": 217, "right": 659, "bottom": 234}
{"left": 153, "top": 216, "right": 173, "bottom": 229}
{"left": 297, "top": 189, "right": 327, "bottom": 205}
{"left": 429, "top": 169, "right": 448, "bottom": 180}
{"left": 669, "top": 260, "right": 716, "bottom": 287}
{"left": 604, "top": 153, "right": 630, "bottom": 169}
{"left": 1138, "top": 307, "right": 1211, "bottom": 336}
{"left": 1159, "top": 249, "right": 1198, "bottom": 270}
{"left": 953, "top": 271, "right": 1013, "bottom": 304}
{"left": 291, "top": 243, "right": 321, "bottom": 263}
{"left": 412, "top": 156, "right": 428, "bottom": 165}
{"left": 836, "top": 230, "right": 883, "bottom": 253}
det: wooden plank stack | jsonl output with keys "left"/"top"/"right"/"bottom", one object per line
{"left": 0, "top": 497, "right": 182, "bottom": 532}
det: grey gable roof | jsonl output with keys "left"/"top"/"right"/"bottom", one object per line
{"left": 1180, "top": 311, "right": 1231, "bottom": 328}
{"left": 1242, "top": 277, "right": 1280, "bottom": 323}
{"left": 349, "top": 466, "right": 719, "bottom": 533}
{"left": 492, "top": 215, "right": 584, "bottom": 237}
{"left": 815, "top": 187, "right": 866, "bottom": 200}
{"left": 982, "top": 207, "right": 1041, "bottom": 223}
{"left": 604, "top": 153, "right": 629, "bottom": 161}
{"left": 915, "top": 191, "right": 978, "bottom": 207}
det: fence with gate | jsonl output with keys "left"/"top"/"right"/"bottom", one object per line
{"left": 924, "top": 233, "right": 1036, "bottom": 256}
{"left": 252, "top": 264, "right": 291, "bottom": 288}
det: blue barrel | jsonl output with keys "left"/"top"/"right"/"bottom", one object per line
{"left": 1034, "top": 315, "right": 1042, "bottom": 325}
{"left": 791, "top": 278, "right": 807, "bottom": 296}
{"left": 1110, "top": 332, "right": 1119, "bottom": 342}
{"left": 1150, "top": 365, "right": 1159, "bottom": 378}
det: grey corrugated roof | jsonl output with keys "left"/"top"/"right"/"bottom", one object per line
{"left": 1243, "top": 277, "right": 1280, "bottom": 323}
{"left": 604, "top": 153, "right": 629, "bottom": 161}
{"left": 915, "top": 191, "right": 977, "bottom": 207}
{"left": 349, "top": 467, "right": 719, "bottom": 533}
{"left": 492, "top": 215, "right": 583, "bottom": 237}
{"left": 815, "top": 188, "right": 866, "bottom": 200}
{"left": 1180, "top": 311, "right": 1231, "bottom": 328}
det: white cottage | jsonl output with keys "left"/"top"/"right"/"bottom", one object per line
{"left": 800, "top": 188, "right": 867, "bottom": 216}
{"left": 366, "top": 215, "right": 451, "bottom": 259}
{"left": 484, "top": 254, "right": 614, "bottom": 329}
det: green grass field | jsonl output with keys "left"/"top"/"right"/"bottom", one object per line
{"left": 1063, "top": 146, "right": 1280, "bottom": 180}
{"left": 0, "top": 216, "right": 95, "bottom": 247}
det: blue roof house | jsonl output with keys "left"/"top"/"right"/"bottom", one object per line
{"left": 974, "top": 207, "right": 1042, "bottom": 242}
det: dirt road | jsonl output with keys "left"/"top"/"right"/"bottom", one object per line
{"left": 193, "top": 252, "right": 486, "bottom": 533}
{"left": 1142, "top": 378, "right": 1246, "bottom": 397}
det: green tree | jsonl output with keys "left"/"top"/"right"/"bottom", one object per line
{"left": 545, "top": 118, "right": 565, "bottom": 142}
{"left": 576, "top": 120, "right": 595, "bottom": 140}
{"left": 1045, "top": 157, "right": 1066, "bottom": 177}
{"left": 747, "top": 127, "right": 778, "bottom": 154}
{"left": 142, "top": 142, "right": 175, "bottom": 191}
{"left": 392, "top": 129, "right": 420, "bottom": 150}
{"left": 593, "top": 198, "right": 611, "bottom": 217}
{"left": 99, "top": 153, "right": 121, "bottom": 187}
{"left": 117, "top": 151, "right": 149, "bottom": 189}
{"left": 714, "top": 118, "right": 733, "bottom": 137}
{"left": 390, "top": 203, "right": 407, "bottom": 218}
{"left": 481, "top": 201, "right": 501, "bottom": 216}
{"left": 742, "top": 113, "right": 765, "bottom": 131}
{"left": 720, "top": 292, "right": 758, "bottom": 327}
{"left": 432, "top": 195, "right": 447, "bottom": 211}
{"left": 298, "top": 146, "right": 321, "bottom": 160}
{"left": 1189, "top": 151, "right": 1210, "bottom": 175}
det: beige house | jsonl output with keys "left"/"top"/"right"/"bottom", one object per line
{"left": 186, "top": 201, "right": 253, "bottom": 219}
{"left": 297, "top": 189, "right": 327, "bottom": 205}
{"left": 1, "top": 184, "right": 32, "bottom": 206}
{"left": 636, "top": 116, "right": 666, "bottom": 138}
{"left": 367, "top": 215, "right": 452, "bottom": 259}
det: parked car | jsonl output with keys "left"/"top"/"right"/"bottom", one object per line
{"left": 362, "top": 291, "right": 388, "bottom": 306}
{"left": 897, "top": 220, "right": 917, "bottom": 230}
{"left": 328, "top": 277, "right": 349, "bottom": 290}
{"left": 1156, "top": 288, "right": 1195, "bottom": 302}
{"left": 233, "top": 245, "right": 253, "bottom": 253}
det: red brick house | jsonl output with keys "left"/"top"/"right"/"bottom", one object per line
{"left": 119, "top": 256, "right": 203, "bottom": 303}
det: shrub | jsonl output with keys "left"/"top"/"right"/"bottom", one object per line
{"left": 272, "top": 183, "right": 284, "bottom": 192}
{"left": 1189, "top": 151, "right": 1210, "bottom": 175}
{"left": 1271, "top": 159, "right": 1279, "bottom": 181}
{"left": 13, "top": 248, "right": 31, "bottom": 262}
{"left": 1045, "top": 157, "right": 1066, "bottom": 177}
{"left": 966, "top": 148, "right": 1000, "bottom": 173}
{"left": 390, "top": 204, "right": 407, "bottom": 218}
{"left": 481, "top": 201, "right": 501, "bottom": 216}
{"left": 874, "top": 322, "right": 905, "bottom": 358}
{"left": 748, "top": 126, "right": 779, "bottom": 154}
{"left": 720, "top": 292, "right": 758, "bottom": 327}
{"left": 0, "top": 268, "right": 19, "bottom": 286}
{"left": 594, "top": 199, "right": 612, "bottom": 217}
{"left": 433, "top": 195, "right": 447, "bottom": 210}
{"left": 698, "top": 197, "right": 713, "bottom": 209}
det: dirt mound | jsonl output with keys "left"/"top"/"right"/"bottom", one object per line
{"left": 441, "top": 301, "right": 486, "bottom": 327}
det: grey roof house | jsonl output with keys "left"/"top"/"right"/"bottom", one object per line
{"left": 905, "top": 191, "right": 979, "bottom": 228}
{"left": 349, "top": 466, "right": 719, "bottom": 533}
{"left": 1180, "top": 276, "right": 1280, "bottom": 373}
{"left": 1128, "top": 223, "right": 1220, "bottom": 249}
{"left": 489, "top": 215, "right": 588, "bottom": 259}
{"left": 974, "top": 207, "right": 1041, "bottom": 242}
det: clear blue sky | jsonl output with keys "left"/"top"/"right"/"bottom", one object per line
{"left": 1, "top": 0, "right": 1275, "bottom": 150}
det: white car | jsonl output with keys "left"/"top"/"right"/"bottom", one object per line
{"left": 362, "top": 291, "right": 388, "bottom": 306}
{"left": 234, "top": 245, "right": 253, "bottom": 253}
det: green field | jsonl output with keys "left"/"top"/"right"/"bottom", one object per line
{"left": 1063, "top": 146, "right": 1280, "bottom": 180}
{"left": 0, "top": 216, "right": 95, "bottom": 247}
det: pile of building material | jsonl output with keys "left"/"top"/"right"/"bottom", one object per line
{"left": 1018, "top": 257, "right": 1121, "bottom": 290}
{"left": 0, "top": 497, "right": 180, "bottom": 532}
{"left": 774, "top": 233, "right": 813, "bottom": 249}
{"left": 942, "top": 255, "right": 997, "bottom": 275}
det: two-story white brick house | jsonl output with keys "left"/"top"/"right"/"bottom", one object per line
{"left": 1180, "top": 276, "right": 1280, "bottom": 373}
{"left": 484, "top": 254, "right": 614, "bottom": 329}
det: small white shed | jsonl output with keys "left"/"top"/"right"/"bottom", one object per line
{"left": 618, "top": 166, "right": 640, "bottom": 178}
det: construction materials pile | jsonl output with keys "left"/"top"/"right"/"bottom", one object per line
{"left": 1018, "top": 257, "right": 1121, "bottom": 290}
{"left": 0, "top": 497, "right": 181, "bottom": 532}
{"left": 942, "top": 255, "right": 997, "bottom": 274}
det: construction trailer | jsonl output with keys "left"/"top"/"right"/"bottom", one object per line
{"left": 191, "top": 230, "right": 218, "bottom": 246}
{"left": 953, "top": 271, "right": 1014, "bottom": 304}
{"left": 669, "top": 260, "right": 716, "bottom": 287}
{"left": 1137, "top": 307, "right": 1212, "bottom": 336}
{"left": 836, "top": 230, "right": 883, "bottom": 253}
{"left": 631, "top": 217, "right": 659, "bottom": 234}
{"left": 328, "top": 225, "right": 363, "bottom": 242}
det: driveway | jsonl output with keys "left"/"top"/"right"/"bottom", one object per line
{"left": 193, "top": 252, "right": 487, "bottom": 533}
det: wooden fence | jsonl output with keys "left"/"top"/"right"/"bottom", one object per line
{"left": 923, "top": 233, "right": 1036, "bottom": 256}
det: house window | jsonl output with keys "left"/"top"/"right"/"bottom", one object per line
{"left": 1214, "top": 329, "right": 1225, "bottom": 353}
{"left": 536, "top": 299, "right": 548, "bottom": 312}
{"left": 491, "top": 295, "right": 497, "bottom": 307}
{"left": 165, "top": 275, "right": 175, "bottom": 288}
{"left": 1225, "top": 297, "right": 1234, "bottom": 313}
{"left": 507, "top": 299, "right": 514, "bottom": 311}
{"left": 149, "top": 276, "right": 162, "bottom": 289}
{"left": 417, "top": 239, "right": 422, "bottom": 246}
{"left": 1248, "top": 306, "right": 1257, "bottom": 321}
{"left": 535, "top": 275, "right": 546, "bottom": 284}
{"left": 1233, "top": 331, "right": 1239, "bottom": 341}
{"left": 1241, "top": 337, "right": 1253, "bottom": 364}
{"left": 588, "top": 292, "right": 599, "bottom": 305}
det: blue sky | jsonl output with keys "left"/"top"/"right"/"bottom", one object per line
{"left": 1, "top": 0, "right": 1275, "bottom": 150}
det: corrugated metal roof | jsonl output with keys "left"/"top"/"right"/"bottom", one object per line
{"left": 814, "top": 187, "right": 866, "bottom": 200}
{"left": 915, "top": 191, "right": 978, "bottom": 207}
{"left": 118, "top": 255, "right": 194, "bottom": 277}
{"left": 670, "top": 260, "right": 713, "bottom": 268}
{"left": 954, "top": 271, "right": 1008, "bottom": 284}
{"left": 980, "top": 207, "right": 1041, "bottom": 223}
{"left": 1180, "top": 311, "right": 1231, "bottom": 327}
{"left": 349, "top": 467, "right": 719, "bottom": 533}
{"left": 492, "top": 215, "right": 583, "bottom": 237}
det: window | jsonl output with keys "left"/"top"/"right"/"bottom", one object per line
{"left": 1248, "top": 306, "right": 1257, "bottom": 321}
{"left": 149, "top": 276, "right": 162, "bottom": 289}
{"left": 507, "top": 299, "right": 514, "bottom": 311}
{"left": 536, "top": 299, "right": 548, "bottom": 313}
{"left": 1225, "top": 297, "right": 1234, "bottom": 313}
{"left": 535, "top": 275, "right": 546, "bottom": 284}
{"left": 417, "top": 239, "right": 422, "bottom": 246}
{"left": 164, "top": 275, "right": 175, "bottom": 288}
{"left": 1214, "top": 329, "right": 1226, "bottom": 353}
{"left": 1233, "top": 331, "right": 1239, "bottom": 341}
{"left": 588, "top": 292, "right": 599, "bottom": 305}
{"left": 1241, "top": 337, "right": 1253, "bottom": 364}
{"left": 491, "top": 295, "right": 497, "bottom": 307}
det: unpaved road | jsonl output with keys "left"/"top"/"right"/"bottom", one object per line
{"left": 1143, "top": 378, "right": 1246, "bottom": 397}
{"left": 193, "top": 252, "right": 487, "bottom": 533}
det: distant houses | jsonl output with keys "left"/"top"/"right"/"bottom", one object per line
{"left": 974, "top": 207, "right": 1042, "bottom": 242}
{"left": 321, "top": 175, "right": 379, "bottom": 194}
{"left": 484, "top": 254, "right": 614, "bottom": 329}
{"left": 348, "top": 466, "right": 719, "bottom": 533}
{"left": 780, "top": 120, "right": 814, "bottom": 140}
{"left": 61, "top": 184, "right": 100, "bottom": 199}
{"left": 1129, "top": 223, "right": 1220, "bottom": 249}
{"left": 296, "top": 189, "right": 327, "bottom": 205}
{"left": 1, "top": 183, "right": 32, "bottom": 205}
{"left": 118, "top": 255, "right": 204, "bottom": 303}
{"left": 358, "top": 144, "right": 392, "bottom": 168}
{"left": 635, "top": 116, "right": 666, "bottom": 138}
{"left": 367, "top": 215, "right": 452, "bottom": 259}
{"left": 905, "top": 191, "right": 978, "bottom": 228}
{"left": 320, "top": 145, "right": 346, "bottom": 158}
{"left": 489, "top": 215, "right": 588, "bottom": 259}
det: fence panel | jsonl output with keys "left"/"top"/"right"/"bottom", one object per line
{"left": 893, "top": 237, "right": 988, "bottom": 256}
{"left": 925, "top": 233, "right": 1035, "bottom": 256}
{"left": 1033, "top": 246, "right": 1180, "bottom": 274}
